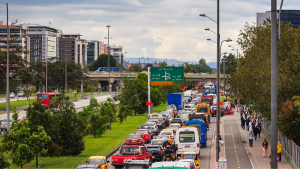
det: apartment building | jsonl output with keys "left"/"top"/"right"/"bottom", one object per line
{"left": 0, "top": 21, "right": 30, "bottom": 62}
{"left": 86, "top": 40, "right": 104, "bottom": 64}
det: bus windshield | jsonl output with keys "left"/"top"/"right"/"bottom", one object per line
{"left": 188, "top": 123, "right": 202, "bottom": 133}
{"left": 179, "top": 132, "right": 195, "bottom": 142}
{"left": 37, "top": 94, "right": 48, "bottom": 99}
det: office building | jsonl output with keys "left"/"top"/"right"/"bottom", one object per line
{"left": 0, "top": 21, "right": 30, "bottom": 62}
{"left": 59, "top": 34, "right": 88, "bottom": 64}
{"left": 86, "top": 40, "right": 104, "bottom": 64}
{"left": 104, "top": 44, "right": 124, "bottom": 65}
{"left": 257, "top": 10, "right": 300, "bottom": 27}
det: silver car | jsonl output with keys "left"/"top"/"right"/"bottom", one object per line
{"left": 145, "top": 121, "right": 158, "bottom": 135}
{"left": 0, "top": 119, "right": 13, "bottom": 131}
{"left": 18, "top": 91, "right": 25, "bottom": 97}
{"left": 9, "top": 92, "right": 15, "bottom": 98}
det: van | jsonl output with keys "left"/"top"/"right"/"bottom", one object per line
{"left": 150, "top": 161, "right": 191, "bottom": 169}
{"left": 195, "top": 103, "right": 210, "bottom": 121}
{"left": 175, "top": 127, "right": 200, "bottom": 157}
{"left": 185, "top": 120, "right": 207, "bottom": 147}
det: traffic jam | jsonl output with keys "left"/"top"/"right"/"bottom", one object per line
{"left": 77, "top": 83, "right": 235, "bottom": 169}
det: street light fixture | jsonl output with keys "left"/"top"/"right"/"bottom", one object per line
{"left": 207, "top": 39, "right": 217, "bottom": 44}
{"left": 105, "top": 25, "right": 112, "bottom": 93}
{"left": 205, "top": 28, "right": 217, "bottom": 35}
{"left": 199, "top": 13, "right": 217, "bottom": 23}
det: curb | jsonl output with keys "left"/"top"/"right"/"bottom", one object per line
{"left": 105, "top": 142, "right": 126, "bottom": 159}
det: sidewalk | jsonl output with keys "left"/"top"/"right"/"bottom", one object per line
{"left": 236, "top": 107, "right": 292, "bottom": 169}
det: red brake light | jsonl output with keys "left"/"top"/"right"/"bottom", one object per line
{"left": 197, "top": 143, "right": 200, "bottom": 147}
{"left": 126, "top": 139, "right": 129, "bottom": 142}
{"left": 194, "top": 167, "right": 196, "bottom": 169}
{"left": 105, "top": 166, "right": 107, "bottom": 169}
{"left": 159, "top": 151, "right": 161, "bottom": 154}
{"left": 139, "top": 139, "right": 141, "bottom": 142}
{"left": 173, "top": 153, "right": 175, "bottom": 155}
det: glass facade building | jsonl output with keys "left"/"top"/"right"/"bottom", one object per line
{"left": 257, "top": 10, "right": 300, "bottom": 28}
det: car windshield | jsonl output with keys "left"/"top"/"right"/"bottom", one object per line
{"left": 136, "top": 130, "right": 148, "bottom": 134}
{"left": 151, "top": 140, "right": 164, "bottom": 145}
{"left": 140, "top": 125, "right": 151, "bottom": 129}
{"left": 37, "top": 94, "right": 48, "bottom": 99}
{"left": 146, "top": 122, "right": 155, "bottom": 126}
{"left": 146, "top": 146, "right": 160, "bottom": 151}
{"left": 160, "top": 132, "right": 172, "bottom": 135}
{"left": 172, "top": 119, "right": 182, "bottom": 123}
{"left": 128, "top": 134, "right": 141, "bottom": 138}
{"left": 151, "top": 115, "right": 159, "bottom": 118}
{"left": 169, "top": 125, "right": 179, "bottom": 129}
{"left": 197, "top": 107, "right": 208, "bottom": 112}
{"left": 2, "top": 119, "right": 13, "bottom": 122}
{"left": 157, "top": 136, "right": 169, "bottom": 140}
{"left": 182, "top": 154, "right": 198, "bottom": 160}
{"left": 120, "top": 147, "right": 140, "bottom": 154}
{"left": 179, "top": 132, "right": 195, "bottom": 142}
{"left": 88, "top": 159, "right": 106, "bottom": 165}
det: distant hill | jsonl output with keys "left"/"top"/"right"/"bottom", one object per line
{"left": 124, "top": 58, "right": 216, "bottom": 69}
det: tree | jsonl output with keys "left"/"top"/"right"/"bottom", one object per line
{"left": 87, "top": 54, "right": 117, "bottom": 71}
{"left": 128, "top": 64, "right": 142, "bottom": 72}
{"left": 88, "top": 111, "right": 109, "bottom": 137}
{"left": 220, "top": 53, "right": 236, "bottom": 74}
{"left": 0, "top": 147, "right": 10, "bottom": 169}
{"left": 159, "top": 61, "right": 167, "bottom": 67}
{"left": 28, "top": 126, "right": 52, "bottom": 168}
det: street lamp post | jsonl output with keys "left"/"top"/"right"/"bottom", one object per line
{"left": 105, "top": 25, "right": 112, "bottom": 93}
{"left": 230, "top": 46, "right": 239, "bottom": 111}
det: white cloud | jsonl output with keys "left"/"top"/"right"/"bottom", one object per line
{"left": 141, "top": 48, "right": 147, "bottom": 56}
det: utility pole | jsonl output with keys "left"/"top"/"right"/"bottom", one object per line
{"left": 81, "top": 46, "right": 84, "bottom": 99}
{"left": 223, "top": 55, "right": 225, "bottom": 95}
{"left": 65, "top": 48, "right": 67, "bottom": 95}
{"left": 236, "top": 49, "right": 239, "bottom": 112}
{"left": 271, "top": 0, "right": 278, "bottom": 168}
{"left": 106, "top": 25, "right": 111, "bottom": 94}
{"left": 46, "top": 57, "right": 47, "bottom": 92}
{"left": 6, "top": 3, "right": 10, "bottom": 131}
{"left": 216, "top": 0, "right": 220, "bottom": 163}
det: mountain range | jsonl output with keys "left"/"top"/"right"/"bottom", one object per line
{"left": 124, "top": 58, "right": 217, "bottom": 69}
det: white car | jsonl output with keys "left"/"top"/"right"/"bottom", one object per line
{"left": 160, "top": 130, "right": 175, "bottom": 140}
{"left": 179, "top": 159, "right": 197, "bottom": 169}
{"left": 18, "top": 91, "right": 25, "bottom": 97}
{"left": 145, "top": 121, "right": 158, "bottom": 135}
{"left": 9, "top": 92, "right": 15, "bottom": 98}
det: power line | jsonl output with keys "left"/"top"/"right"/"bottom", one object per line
{"left": 0, "top": 1, "right": 6, "bottom": 5}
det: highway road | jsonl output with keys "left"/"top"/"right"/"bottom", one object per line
{"left": 0, "top": 94, "right": 111, "bottom": 120}
{"left": 107, "top": 116, "right": 217, "bottom": 168}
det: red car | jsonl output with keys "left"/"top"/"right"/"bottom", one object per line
{"left": 136, "top": 129, "right": 151, "bottom": 143}
{"left": 126, "top": 134, "right": 144, "bottom": 145}
{"left": 112, "top": 145, "right": 152, "bottom": 168}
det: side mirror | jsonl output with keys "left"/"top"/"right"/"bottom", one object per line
{"left": 107, "top": 161, "right": 110, "bottom": 163}
{"left": 197, "top": 164, "right": 200, "bottom": 166}
{"left": 86, "top": 161, "right": 89, "bottom": 164}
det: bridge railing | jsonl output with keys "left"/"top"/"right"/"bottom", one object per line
{"left": 87, "top": 72, "right": 229, "bottom": 77}
{"left": 262, "top": 120, "right": 300, "bottom": 169}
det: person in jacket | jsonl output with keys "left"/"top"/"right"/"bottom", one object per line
{"left": 253, "top": 126, "right": 258, "bottom": 140}
{"left": 246, "top": 118, "right": 250, "bottom": 131}
{"left": 262, "top": 139, "right": 269, "bottom": 158}
{"left": 277, "top": 142, "right": 282, "bottom": 161}
{"left": 257, "top": 125, "right": 261, "bottom": 138}
{"left": 248, "top": 131, "right": 254, "bottom": 147}
{"left": 241, "top": 117, "right": 245, "bottom": 130}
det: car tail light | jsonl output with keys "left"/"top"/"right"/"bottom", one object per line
{"left": 173, "top": 153, "right": 175, "bottom": 155}
{"left": 197, "top": 143, "right": 200, "bottom": 147}
{"left": 139, "top": 139, "right": 141, "bottom": 142}
{"left": 155, "top": 126, "right": 157, "bottom": 128}
{"left": 193, "top": 167, "right": 196, "bottom": 169}
{"left": 126, "top": 139, "right": 129, "bottom": 142}
{"left": 159, "top": 151, "right": 161, "bottom": 154}
{"left": 105, "top": 166, "right": 107, "bottom": 169}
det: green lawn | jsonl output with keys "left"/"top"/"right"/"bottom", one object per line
{"left": 0, "top": 99, "right": 36, "bottom": 110}
{"left": 153, "top": 102, "right": 168, "bottom": 112}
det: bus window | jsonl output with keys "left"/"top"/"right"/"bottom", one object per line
{"left": 37, "top": 94, "right": 48, "bottom": 99}
{"left": 179, "top": 132, "right": 195, "bottom": 142}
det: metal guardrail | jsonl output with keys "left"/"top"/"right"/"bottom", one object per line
{"left": 262, "top": 120, "right": 300, "bottom": 169}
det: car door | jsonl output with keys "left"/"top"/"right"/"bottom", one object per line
{"left": 143, "top": 147, "right": 152, "bottom": 159}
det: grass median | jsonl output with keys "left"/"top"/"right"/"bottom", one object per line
{"left": 0, "top": 99, "right": 36, "bottom": 110}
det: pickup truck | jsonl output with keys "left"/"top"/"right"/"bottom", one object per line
{"left": 111, "top": 145, "right": 152, "bottom": 168}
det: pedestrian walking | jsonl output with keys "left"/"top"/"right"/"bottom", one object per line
{"left": 262, "top": 139, "right": 269, "bottom": 158}
{"left": 257, "top": 125, "right": 261, "bottom": 138}
{"left": 249, "top": 119, "right": 253, "bottom": 131}
{"left": 253, "top": 126, "right": 258, "bottom": 140}
{"left": 277, "top": 142, "right": 282, "bottom": 161}
{"left": 74, "top": 93, "right": 76, "bottom": 98}
{"left": 246, "top": 117, "right": 250, "bottom": 131}
{"left": 248, "top": 131, "right": 254, "bottom": 147}
{"left": 241, "top": 117, "right": 245, "bottom": 130}
{"left": 245, "top": 110, "right": 248, "bottom": 119}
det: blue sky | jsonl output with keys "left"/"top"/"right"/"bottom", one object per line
{"left": 1, "top": 0, "right": 300, "bottom": 63}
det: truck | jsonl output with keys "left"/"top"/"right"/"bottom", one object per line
{"left": 195, "top": 103, "right": 211, "bottom": 122}
{"left": 168, "top": 94, "right": 183, "bottom": 110}
{"left": 183, "top": 90, "right": 192, "bottom": 97}
{"left": 111, "top": 145, "right": 152, "bottom": 168}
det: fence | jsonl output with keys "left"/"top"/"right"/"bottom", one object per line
{"left": 261, "top": 120, "right": 300, "bottom": 169}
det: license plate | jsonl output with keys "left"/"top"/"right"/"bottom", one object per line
{"left": 185, "top": 145, "right": 190, "bottom": 148}
{"left": 132, "top": 140, "right": 136, "bottom": 142}
{"left": 152, "top": 156, "right": 155, "bottom": 158}
{"left": 172, "top": 155, "right": 175, "bottom": 157}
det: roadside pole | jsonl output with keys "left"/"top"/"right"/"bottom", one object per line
{"left": 148, "top": 67, "right": 151, "bottom": 115}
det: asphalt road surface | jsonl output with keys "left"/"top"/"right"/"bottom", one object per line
{"left": 107, "top": 117, "right": 217, "bottom": 168}
{"left": 224, "top": 115, "right": 252, "bottom": 169}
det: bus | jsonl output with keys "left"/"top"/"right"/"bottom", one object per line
{"left": 36, "top": 92, "right": 62, "bottom": 107}
{"left": 97, "top": 67, "right": 117, "bottom": 72}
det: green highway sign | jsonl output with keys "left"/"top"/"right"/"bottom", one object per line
{"left": 151, "top": 67, "right": 184, "bottom": 82}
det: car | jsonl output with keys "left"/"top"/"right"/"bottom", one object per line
{"left": 169, "top": 123, "right": 181, "bottom": 134}
{"left": 157, "top": 135, "right": 172, "bottom": 145}
{"left": 136, "top": 129, "right": 151, "bottom": 143}
{"left": 0, "top": 118, "right": 13, "bottom": 131}
{"left": 111, "top": 145, "right": 152, "bottom": 168}
{"left": 181, "top": 152, "right": 200, "bottom": 169}
{"left": 151, "top": 139, "right": 167, "bottom": 147}
{"left": 138, "top": 124, "right": 153, "bottom": 137}
{"left": 145, "top": 145, "right": 164, "bottom": 161}
{"left": 123, "top": 159, "right": 150, "bottom": 169}
{"left": 179, "top": 159, "right": 197, "bottom": 169}
{"left": 145, "top": 121, "right": 159, "bottom": 135}
{"left": 179, "top": 114, "right": 189, "bottom": 123}
{"left": 126, "top": 134, "right": 144, "bottom": 145}
{"left": 9, "top": 92, "right": 15, "bottom": 98}
{"left": 160, "top": 129, "right": 175, "bottom": 140}
{"left": 77, "top": 164, "right": 102, "bottom": 169}
{"left": 17, "top": 91, "right": 25, "bottom": 97}
{"left": 88, "top": 156, "right": 109, "bottom": 169}
{"left": 171, "top": 118, "right": 184, "bottom": 126}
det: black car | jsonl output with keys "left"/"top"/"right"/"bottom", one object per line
{"left": 145, "top": 145, "right": 164, "bottom": 161}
